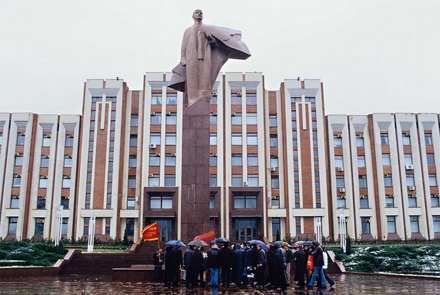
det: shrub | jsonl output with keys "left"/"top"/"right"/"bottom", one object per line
{"left": 0, "top": 249, "right": 8, "bottom": 259}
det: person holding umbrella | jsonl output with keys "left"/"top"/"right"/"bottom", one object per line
{"left": 207, "top": 244, "right": 220, "bottom": 287}
{"left": 184, "top": 245, "right": 195, "bottom": 287}
{"left": 166, "top": 240, "right": 186, "bottom": 287}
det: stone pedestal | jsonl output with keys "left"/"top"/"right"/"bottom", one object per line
{"left": 180, "top": 99, "right": 211, "bottom": 242}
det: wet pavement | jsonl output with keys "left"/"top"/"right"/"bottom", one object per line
{"left": 0, "top": 274, "right": 439, "bottom": 294}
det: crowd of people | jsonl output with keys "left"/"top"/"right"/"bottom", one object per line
{"left": 152, "top": 240, "right": 335, "bottom": 290}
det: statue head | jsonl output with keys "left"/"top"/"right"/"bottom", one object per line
{"left": 192, "top": 9, "right": 203, "bottom": 21}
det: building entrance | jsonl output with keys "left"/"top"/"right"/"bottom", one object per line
{"left": 151, "top": 219, "right": 173, "bottom": 241}
{"left": 235, "top": 218, "right": 256, "bottom": 241}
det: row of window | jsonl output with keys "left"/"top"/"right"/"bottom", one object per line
{"left": 336, "top": 194, "right": 440, "bottom": 209}
{"left": 333, "top": 132, "right": 434, "bottom": 147}
{"left": 14, "top": 133, "right": 74, "bottom": 147}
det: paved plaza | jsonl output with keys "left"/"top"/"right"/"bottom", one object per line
{"left": 0, "top": 274, "right": 439, "bottom": 294}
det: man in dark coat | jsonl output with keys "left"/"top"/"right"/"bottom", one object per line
{"left": 273, "top": 242, "right": 287, "bottom": 289}
{"left": 219, "top": 243, "right": 233, "bottom": 287}
{"left": 164, "top": 246, "right": 173, "bottom": 286}
{"left": 171, "top": 246, "right": 183, "bottom": 287}
{"left": 233, "top": 243, "right": 245, "bottom": 286}
{"left": 207, "top": 244, "right": 220, "bottom": 286}
{"left": 256, "top": 244, "right": 269, "bottom": 287}
{"left": 153, "top": 248, "right": 164, "bottom": 283}
{"left": 267, "top": 244, "right": 277, "bottom": 285}
{"left": 306, "top": 241, "right": 327, "bottom": 289}
{"left": 293, "top": 246, "right": 307, "bottom": 287}
{"left": 184, "top": 246, "right": 195, "bottom": 287}
{"left": 193, "top": 246, "right": 205, "bottom": 287}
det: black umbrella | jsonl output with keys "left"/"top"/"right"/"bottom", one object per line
{"left": 212, "top": 237, "right": 231, "bottom": 243}
{"left": 187, "top": 239, "right": 209, "bottom": 247}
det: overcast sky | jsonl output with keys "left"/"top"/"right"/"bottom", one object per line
{"left": 1, "top": 0, "right": 439, "bottom": 116}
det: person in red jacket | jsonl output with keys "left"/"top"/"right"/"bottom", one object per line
{"left": 306, "top": 241, "right": 327, "bottom": 289}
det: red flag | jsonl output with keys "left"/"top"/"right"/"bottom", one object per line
{"left": 193, "top": 218, "right": 216, "bottom": 242}
{"left": 141, "top": 221, "right": 159, "bottom": 241}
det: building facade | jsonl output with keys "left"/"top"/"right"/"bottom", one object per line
{"left": 0, "top": 72, "right": 439, "bottom": 242}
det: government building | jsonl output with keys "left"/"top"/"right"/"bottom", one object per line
{"left": 1, "top": 72, "right": 439, "bottom": 243}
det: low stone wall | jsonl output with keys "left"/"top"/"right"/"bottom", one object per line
{"left": 0, "top": 266, "right": 58, "bottom": 279}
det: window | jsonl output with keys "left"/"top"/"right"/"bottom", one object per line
{"left": 210, "top": 175, "right": 217, "bottom": 187}
{"left": 167, "top": 93, "right": 177, "bottom": 105}
{"left": 148, "top": 175, "right": 160, "bottom": 187}
{"left": 0, "top": 131, "right": 3, "bottom": 145}
{"left": 167, "top": 112, "right": 177, "bottom": 125}
{"left": 128, "top": 175, "right": 136, "bottom": 189}
{"left": 337, "top": 196, "right": 346, "bottom": 209}
{"left": 17, "top": 133, "right": 25, "bottom": 146}
{"left": 427, "top": 153, "right": 435, "bottom": 166}
{"left": 311, "top": 111, "right": 316, "bottom": 118}
{"left": 382, "top": 153, "right": 390, "bottom": 166}
{"left": 357, "top": 155, "right": 366, "bottom": 168}
{"left": 65, "top": 135, "right": 74, "bottom": 147}
{"left": 130, "top": 134, "right": 138, "bottom": 147}
{"left": 126, "top": 218, "right": 135, "bottom": 236}
{"left": 210, "top": 195, "right": 215, "bottom": 209}
{"left": 110, "top": 120, "right": 115, "bottom": 128}
{"left": 84, "top": 218, "right": 89, "bottom": 235}
{"left": 111, "top": 110, "right": 116, "bottom": 118}
{"left": 35, "top": 218, "right": 44, "bottom": 235}
{"left": 247, "top": 133, "right": 257, "bottom": 145}
{"left": 39, "top": 176, "right": 48, "bottom": 188}
{"left": 406, "top": 174, "right": 415, "bottom": 186}
{"left": 234, "top": 195, "right": 257, "bottom": 208}
{"left": 231, "top": 113, "right": 242, "bottom": 125}
{"left": 150, "top": 133, "right": 160, "bottom": 145}
{"left": 360, "top": 195, "right": 369, "bottom": 209}
{"left": 356, "top": 134, "right": 364, "bottom": 147}
{"left": 315, "top": 181, "right": 320, "bottom": 190}
{"left": 425, "top": 133, "right": 432, "bottom": 145}
{"left": 41, "top": 134, "right": 51, "bottom": 147}
{"left": 210, "top": 113, "right": 217, "bottom": 125}
{"left": 316, "top": 192, "right": 321, "bottom": 208}
{"left": 336, "top": 176, "right": 344, "bottom": 188}
{"left": 431, "top": 194, "right": 439, "bottom": 207}
{"left": 387, "top": 216, "right": 396, "bottom": 233}
{"left": 8, "top": 217, "right": 18, "bottom": 235}
{"left": 231, "top": 153, "right": 242, "bottom": 166}
{"left": 270, "top": 155, "right": 278, "bottom": 168}
{"left": 248, "top": 174, "right": 259, "bottom": 186}
{"left": 272, "top": 218, "right": 280, "bottom": 238}
{"left": 410, "top": 216, "right": 419, "bottom": 233}
{"left": 429, "top": 174, "right": 437, "bottom": 186}
{"left": 13, "top": 174, "right": 21, "bottom": 187}
{"left": 248, "top": 154, "right": 258, "bottom": 166}
{"left": 61, "top": 196, "right": 69, "bottom": 209}
{"left": 381, "top": 133, "right": 389, "bottom": 146}
{"left": 269, "top": 115, "right": 277, "bottom": 127}
{"left": 107, "top": 182, "right": 112, "bottom": 190}
{"left": 271, "top": 176, "right": 279, "bottom": 188}
{"left": 151, "top": 93, "right": 162, "bottom": 105}
{"left": 408, "top": 195, "right": 417, "bottom": 207}
{"left": 361, "top": 217, "right": 370, "bottom": 234}
{"left": 210, "top": 154, "right": 217, "bottom": 166}
{"left": 149, "top": 153, "right": 160, "bottom": 166}
{"left": 333, "top": 135, "right": 342, "bottom": 147}
{"left": 165, "top": 153, "right": 176, "bottom": 166}
{"left": 292, "top": 139, "right": 297, "bottom": 148}
{"left": 127, "top": 196, "right": 136, "bottom": 209}
{"left": 231, "top": 133, "right": 241, "bottom": 145}
{"left": 87, "top": 160, "right": 93, "bottom": 169}
{"left": 88, "top": 151, "right": 94, "bottom": 159}
{"left": 64, "top": 155, "right": 72, "bottom": 167}
{"left": 386, "top": 195, "right": 394, "bottom": 207}
{"left": 37, "top": 196, "right": 46, "bottom": 209}
{"left": 335, "top": 155, "right": 343, "bottom": 168}
{"left": 292, "top": 131, "right": 297, "bottom": 138}
{"left": 210, "top": 133, "right": 217, "bottom": 145}
{"left": 90, "top": 110, "right": 96, "bottom": 118}
{"left": 246, "top": 92, "right": 257, "bottom": 105}
{"left": 131, "top": 114, "right": 138, "bottom": 127}
{"left": 296, "top": 217, "right": 301, "bottom": 233}
{"left": 10, "top": 195, "right": 19, "bottom": 208}
{"left": 231, "top": 92, "right": 241, "bottom": 105}
{"left": 232, "top": 175, "right": 243, "bottom": 187}
{"left": 402, "top": 133, "right": 411, "bottom": 145}
{"left": 434, "top": 216, "right": 440, "bottom": 233}
{"left": 90, "top": 141, "right": 94, "bottom": 149}
{"left": 272, "top": 196, "right": 280, "bottom": 208}
{"left": 129, "top": 155, "right": 137, "bottom": 168}
{"left": 165, "top": 133, "right": 176, "bottom": 145}
{"left": 151, "top": 112, "right": 161, "bottom": 125}
{"left": 291, "top": 110, "right": 296, "bottom": 119}
{"left": 108, "top": 171, "right": 113, "bottom": 179}
{"left": 384, "top": 174, "right": 392, "bottom": 187}
{"left": 359, "top": 175, "right": 367, "bottom": 188}
{"left": 150, "top": 196, "right": 172, "bottom": 209}
{"left": 211, "top": 92, "right": 217, "bottom": 105}
{"left": 14, "top": 153, "right": 23, "bottom": 166}
{"left": 165, "top": 175, "right": 175, "bottom": 186}
{"left": 62, "top": 175, "right": 71, "bottom": 188}
{"left": 404, "top": 154, "right": 413, "bottom": 166}
{"left": 270, "top": 134, "right": 278, "bottom": 147}
{"left": 295, "top": 193, "right": 300, "bottom": 208}
{"left": 247, "top": 113, "right": 257, "bottom": 125}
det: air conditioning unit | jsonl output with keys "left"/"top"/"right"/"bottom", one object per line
{"left": 243, "top": 181, "right": 248, "bottom": 186}
{"left": 231, "top": 112, "right": 236, "bottom": 116}
{"left": 337, "top": 167, "right": 344, "bottom": 172}
{"left": 434, "top": 194, "right": 439, "bottom": 198}
{"left": 135, "top": 197, "right": 139, "bottom": 203}
{"left": 150, "top": 143, "right": 156, "bottom": 149}
{"left": 364, "top": 218, "right": 370, "bottom": 223}
{"left": 15, "top": 153, "right": 20, "bottom": 156}
{"left": 359, "top": 134, "right": 364, "bottom": 138}
{"left": 340, "top": 195, "right": 346, "bottom": 199}
{"left": 171, "top": 153, "right": 177, "bottom": 157}
{"left": 404, "top": 132, "right": 410, "bottom": 136}
{"left": 40, "top": 219, "right": 45, "bottom": 223}
{"left": 148, "top": 174, "right": 154, "bottom": 178}
{"left": 360, "top": 195, "right": 366, "bottom": 199}
{"left": 337, "top": 134, "right": 342, "bottom": 138}
{"left": 166, "top": 112, "right": 171, "bottom": 116}
{"left": 212, "top": 91, "right": 218, "bottom": 97}
{"left": 405, "top": 165, "right": 414, "bottom": 170}
{"left": 212, "top": 112, "right": 217, "bottom": 116}
{"left": 151, "top": 112, "right": 156, "bottom": 115}
{"left": 409, "top": 194, "right": 417, "bottom": 198}
{"left": 339, "top": 187, "right": 346, "bottom": 193}
{"left": 384, "top": 173, "right": 391, "bottom": 177}
{"left": 155, "top": 153, "right": 161, "bottom": 156}
{"left": 270, "top": 167, "right": 276, "bottom": 172}
{"left": 408, "top": 186, "right": 416, "bottom": 191}
{"left": 236, "top": 92, "right": 242, "bottom": 97}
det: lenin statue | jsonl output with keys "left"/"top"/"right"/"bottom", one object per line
{"left": 168, "top": 9, "right": 251, "bottom": 107}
